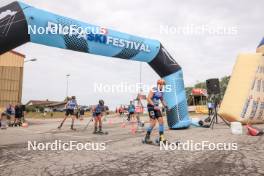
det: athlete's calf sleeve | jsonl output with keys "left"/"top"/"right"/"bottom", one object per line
{"left": 147, "top": 126, "right": 153, "bottom": 135}
{"left": 159, "top": 124, "right": 164, "bottom": 135}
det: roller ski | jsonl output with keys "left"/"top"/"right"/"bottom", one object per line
{"left": 142, "top": 133, "right": 156, "bottom": 145}
{"left": 154, "top": 136, "right": 170, "bottom": 146}
{"left": 142, "top": 135, "right": 168, "bottom": 146}
{"left": 93, "top": 131, "right": 108, "bottom": 135}
{"left": 70, "top": 125, "right": 76, "bottom": 131}
{"left": 98, "top": 131, "right": 108, "bottom": 135}
{"left": 154, "top": 137, "right": 181, "bottom": 146}
{"left": 142, "top": 134, "right": 180, "bottom": 146}
{"left": 142, "top": 139, "right": 153, "bottom": 145}
{"left": 57, "top": 125, "right": 76, "bottom": 131}
{"left": 92, "top": 127, "right": 108, "bottom": 135}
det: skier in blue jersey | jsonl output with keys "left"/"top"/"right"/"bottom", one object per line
{"left": 93, "top": 100, "right": 106, "bottom": 134}
{"left": 58, "top": 96, "right": 78, "bottom": 130}
{"left": 144, "top": 79, "right": 168, "bottom": 144}
{"left": 127, "top": 101, "right": 135, "bottom": 121}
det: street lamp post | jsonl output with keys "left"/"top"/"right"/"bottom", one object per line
{"left": 139, "top": 62, "right": 143, "bottom": 93}
{"left": 66, "top": 74, "right": 70, "bottom": 97}
{"left": 21, "top": 57, "right": 37, "bottom": 105}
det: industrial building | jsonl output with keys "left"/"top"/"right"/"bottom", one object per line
{"left": 0, "top": 51, "right": 25, "bottom": 110}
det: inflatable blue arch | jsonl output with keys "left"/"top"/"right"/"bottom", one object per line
{"left": 0, "top": 1, "right": 191, "bottom": 129}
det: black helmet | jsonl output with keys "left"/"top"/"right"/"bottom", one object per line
{"left": 99, "top": 100, "right": 104, "bottom": 106}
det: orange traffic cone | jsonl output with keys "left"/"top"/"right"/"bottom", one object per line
{"left": 246, "top": 125, "right": 261, "bottom": 136}
{"left": 131, "top": 125, "right": 137, "bottom": 134}
{"left": 121, "top": 123, "right": 126, "bottom": 128}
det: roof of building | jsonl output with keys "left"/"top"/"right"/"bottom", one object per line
{"left": 0, "top": 51, "right": 25, "bottom": 67}
{"left": 191, "top": 88, "right": 208, "bottom": 96}
{"left": 10, "top": 50, "right": 25, "bottom": 58}
{"left": 26, "top": 100, "right": 62, "bottom": 106}
{"left": 46, "top": 101, "right": 67, "bottom": 107}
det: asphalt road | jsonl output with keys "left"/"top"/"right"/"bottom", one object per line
{"left": 0, "top": 116, "right": 263, "bottom": 176}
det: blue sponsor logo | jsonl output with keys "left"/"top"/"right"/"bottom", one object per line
{"left": 87, "top": 33, "right": 107, "bottom": 44}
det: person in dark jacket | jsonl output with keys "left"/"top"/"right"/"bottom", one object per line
{"left": 14, "top": 103, "right": 23, "bottom": 126}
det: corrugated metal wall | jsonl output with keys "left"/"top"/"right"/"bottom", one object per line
{"left": 0, "top": 51, "right": 24, "bottom": 109}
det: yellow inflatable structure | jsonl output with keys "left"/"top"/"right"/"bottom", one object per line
{"left": 219, "top": 38, "right": 264, "bottom": 124}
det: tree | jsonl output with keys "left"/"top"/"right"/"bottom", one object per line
{"left": 220, "top": 76, "right": 231, "bottom": 98}
{"left": 194, "top": 82, "right": 206, "bottom": 89}
{"left": 185, "top": 75, "right": 231, "bottom": 103}
{"left": 185, "top": 87, "right": 193, "bottom": 105}
{"left": 185, "top": 87, "right": 193, "bottom": 97}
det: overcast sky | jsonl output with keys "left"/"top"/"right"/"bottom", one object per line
{"left": 1, "top": 0, "right": 263, "bottom": 109}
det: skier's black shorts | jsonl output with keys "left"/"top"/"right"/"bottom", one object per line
{"left": 147, "top": 104, "right": 162, "bottom": 119}
{"left": 65, "top": 109, "right": 74, "bottom": 116}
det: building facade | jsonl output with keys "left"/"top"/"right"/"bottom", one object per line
{"left": 0, "top": 51, "right": 25, "bottom": 109}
